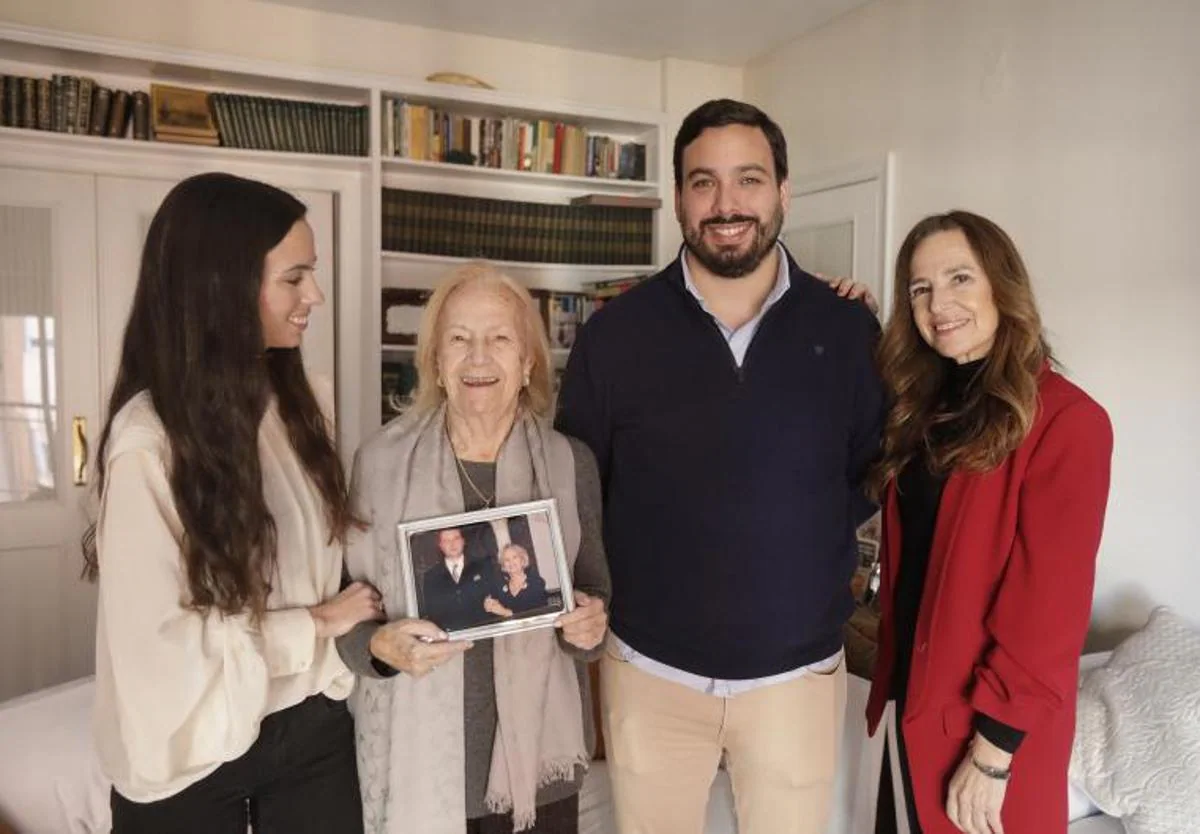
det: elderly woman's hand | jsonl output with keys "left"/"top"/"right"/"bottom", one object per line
{"left": 555, "top": 591, "right": 608, "bottom": 651}
{"left": 484, "top": 596, "right": 514, "bottom": 618}
{"left": 369, "top": 618, "right": 473, "bottom": 678}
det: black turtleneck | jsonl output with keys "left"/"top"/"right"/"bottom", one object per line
{"left": 890, "top": 357, "right": 1025, "bottom": 755}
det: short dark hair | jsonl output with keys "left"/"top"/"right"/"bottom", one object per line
{"left": 673, "top": 98, "right": 789, "bottom": 187}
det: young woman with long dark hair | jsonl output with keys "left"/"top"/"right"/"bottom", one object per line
{"left": 85, "top": 172, "right": 379, "bottom": 834}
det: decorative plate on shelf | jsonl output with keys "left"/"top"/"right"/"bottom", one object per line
{"left": 425, "top": 72, "right": 494, "bottom": 90}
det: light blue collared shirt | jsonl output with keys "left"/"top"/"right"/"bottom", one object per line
{"left": 610, "top": 244, "right": 842, "bottom": 697}
{"left": 680, "top": 242, "right": 790, "bottom": 367}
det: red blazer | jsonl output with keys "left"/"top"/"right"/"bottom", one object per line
{"left": 866, "top": 369, "right": 1113, "bottom": 834}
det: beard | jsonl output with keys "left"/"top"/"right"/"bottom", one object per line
{"left": 681, "top": 203, "right": 785, "bottom": 278}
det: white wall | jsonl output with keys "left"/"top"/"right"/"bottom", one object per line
{"left": 747, "top": 0, "right": 1200, "bottom": 642}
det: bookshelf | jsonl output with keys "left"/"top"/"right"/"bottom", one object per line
{"left": 0, "top": 21, "right": 667, "bottom": 452}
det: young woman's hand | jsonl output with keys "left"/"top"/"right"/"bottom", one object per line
{"left": 308, "top": 581, "right": 383, "bottom": 639}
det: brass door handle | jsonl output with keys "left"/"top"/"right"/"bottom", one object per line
{"left": 72, "top": 416, "right": 88, "bottom": 486}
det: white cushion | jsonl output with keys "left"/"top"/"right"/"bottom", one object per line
{"left": 0, "top": 677, "right": 110, "bottom": 834}
{"left": 1070, "top": 607, "right": 1200, "bottom": 834}
{"left": 1069, "top": 815, "right": 1127, "bottom": 833}
{"left": 1068, "top": 781, "right": 1103, "bottom": 822}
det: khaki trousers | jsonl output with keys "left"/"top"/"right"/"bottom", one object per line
{"left": 600, "top": 642, "right": 846, "bottom": 834}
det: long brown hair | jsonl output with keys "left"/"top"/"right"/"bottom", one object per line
{"left": 82, "top": 173, "right": 358, "bottom": 619}
{"left": 868, "top": 211, "right": 1052, "bottom": 497}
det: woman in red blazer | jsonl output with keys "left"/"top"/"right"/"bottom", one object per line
{"left": 865, "top": 211, "right": 1113, "bottom": 834}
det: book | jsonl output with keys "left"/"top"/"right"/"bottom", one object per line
{"left": 36, "top": 78, "right": 52, "bottom": 130}
{"left": 106, "top": 90, "right": 130, "bottom": 138}
{"left": 20, "top": 77, "right": 35, "bottom": 128}
{"left": 131, "top": 91, "right": 150, "bottom": 139}
{"left": 76, "top": 77, "right": 94, "bottom": 134}
{"left": 570, "top": 194, "right": 662, "bottom": 209}
{"left": 89, "top": 87, "right": 111, "bottom": 135}
{"left": 51, "top": 75, "right": 65, "bottom": 131}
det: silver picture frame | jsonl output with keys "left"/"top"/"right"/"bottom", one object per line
{"left": 395, "top": 498, "right": 575, "bottom": 642}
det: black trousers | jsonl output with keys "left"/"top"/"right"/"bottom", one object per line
{"left": 876, "top": 703, "right": 923, "bottom": 834}
{"left": 111, "top": 694, "right": 363, "bottom": 834}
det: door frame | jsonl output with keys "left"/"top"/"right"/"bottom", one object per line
{"left": 790, "top": 153, "right": 896, "bottom": 318}
{"left": 0, "top": 137, "right": 370, "bottom": 463}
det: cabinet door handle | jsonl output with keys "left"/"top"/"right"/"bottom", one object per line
{"left": 72, "top": 416, "right": 89, "bottom": 486}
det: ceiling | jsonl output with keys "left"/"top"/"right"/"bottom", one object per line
{"left": 264, "top": 0, "right": 874, "bottom": 66}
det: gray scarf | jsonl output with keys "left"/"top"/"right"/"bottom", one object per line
{"left": 346, "top": 404, "right": 587, "bottom": 833}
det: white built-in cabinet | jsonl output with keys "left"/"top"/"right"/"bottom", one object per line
{"left": 0, "top": 22, "right": 665, "bottom": 700}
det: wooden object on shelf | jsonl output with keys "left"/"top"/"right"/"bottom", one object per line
{"left": 570, "top": 193, "right": 661, "bottom": 209}
{"left": 425, "top": 71, "right": 494, "bottom": 90}
{"left": 149, "top": 83, "right": 219, "bottom": 143}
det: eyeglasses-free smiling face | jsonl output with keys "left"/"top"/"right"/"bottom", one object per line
{"left": 258, "top": 219, "right": 324, "bottom": 349}
{"left": 907, "top": 228, "right": 999, "bottom": 364}
{"left": 499, "top": 545, "right": 529, "bottom": 577}
{"left": 436, "top": 284, "right": 532, "bottom": 422}
{"left": 675, "top": 123, "right": 788, "bottom": 279}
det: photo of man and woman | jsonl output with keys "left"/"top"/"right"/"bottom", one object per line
{"left": 399, "top": 500, "right": 571, "bottom": 640}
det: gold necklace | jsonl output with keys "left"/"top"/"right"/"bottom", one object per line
{"left": 454, "top": 454, "right": 495, "bottom": 509}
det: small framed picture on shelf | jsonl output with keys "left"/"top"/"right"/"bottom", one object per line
{"left": 382, "top": 288, "right": 432, "bottom": 345}
{"left": 396, "top": 499, "right": 575, "bottom": 642}
{"left": 149, "top": 83, "right": 218, "bottom": 141}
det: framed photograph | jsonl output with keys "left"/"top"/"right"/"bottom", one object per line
{"left": 382, "top": 288, "right": 431, "bottom": 345}
{"left": 149, "top": 83, "right": 218, "bottom": 140}
{"left": 396, "top": 499, "right": 575, "bottom": 642}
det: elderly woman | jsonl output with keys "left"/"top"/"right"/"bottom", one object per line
{"left": 487, "top": 543, "right": 550, "bottom": 617}
{"left": 338, "top": 263, "right": 610, "bottom": 834}
{"left": 865, "top": 211, "right": 1113, "bottom": 834}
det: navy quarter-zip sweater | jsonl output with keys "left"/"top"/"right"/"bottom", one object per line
{"left": 555, "top": 250, "right": 885, "bottom": 679}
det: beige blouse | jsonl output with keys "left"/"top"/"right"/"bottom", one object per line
{"left": 92, "top": 384, "right": 354, "bottom": 802}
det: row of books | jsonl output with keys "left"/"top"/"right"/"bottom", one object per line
{"left": 530, "top": 290, "right": 589, "bottom": 351}
{"left": 382, "top": 189, "right": 654, "bottom": 266}
{"left": 382, "top": 99, "right": 647, "bottom": 180}
{"left": 209, "top": 93, "right": 368, "bottom": 156}
{"left": 584, "top": 274, "right": 648, "bottom": 311}
{"left": 1, "top": 74, "right": 148, "bottom": 139}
